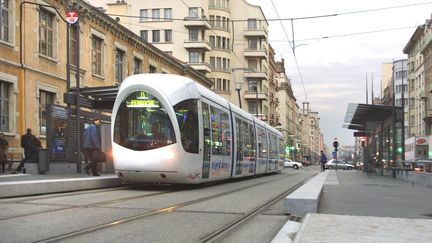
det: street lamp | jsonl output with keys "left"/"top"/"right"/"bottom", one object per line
{"left": 232, "top": 68, "right": 248, "bottom": 109}
{"left": 235, "top": 82, "right": 243, "bottom": 109}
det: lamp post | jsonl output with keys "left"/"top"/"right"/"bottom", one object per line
{"left": 232, "top": 68, "right": 248, "bottom": 109}
{"left": 235, "top": 82, "right": 243, "bottom": 109}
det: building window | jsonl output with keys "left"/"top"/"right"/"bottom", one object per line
{"left": 140, "top": 30, "right": 148, "bottom": 41}
{"left": 248, "top": 38, "right": 258, "bottom": 50}
{"left": 91, "top": 35, "right": 103, "bottom": 76}
{"left": 188, "top": 7, "right": 199, "bottom": 18}
{"left": 149, "top": 65, "right": 157, "bottom": 73}
{"left": 164, "top": 8, "right": 172, "bottom": 20}
{"left": 248, "top": 18, "right": 257, "bottom": 29}
{"left": 39, "top": 9, "right": 54, "bottom": 57}
{"left": 0, "top": 81, "right": 9, "bottom": 132}
{"left": 115, "top": 49, "right": 125, "bottom": 84}
{"left": 152, "top": 30, "right": 160, "bottom": 42}
{"left": 248, "top": 80, "right": 257, "bottom": 92}
{"left": 69, "top": 25, "right": 78, "bottom": 66}
{"left": 209, "top": 36, "right": 215, "bottom": 47}
{"left": 152, "top": 9, "right": 160, "bottom": 21}
{"left": 210, "top": 57, "right": 215, "bottom": 69}
{"left": 40, "top": 90, "right": 55, "bottom": 135}
{"left": 140, "top": 9, "right": 148, "bottom": 21}
{"left": 189, "top": 51, "right": 200, "bottom": 63}
{"left": 0, "top": 0, "right": 9, "bottom": 42}
{"left": 189, "top": 29, "right": 199, "bottom": 41}
{"left": 134, "top": 58, "right": 142, "bottom": 74}
{"left": 248, "top": 101, "right": 258, "bottom": 115}
{"left": 165, "top": 29, "right": 172, "bottom": 42}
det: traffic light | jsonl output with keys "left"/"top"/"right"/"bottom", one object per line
{"left": 397, "top": 147, "right": 403, "bottom": 154}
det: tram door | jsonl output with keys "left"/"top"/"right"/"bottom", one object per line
{"left": 201, "top": 102, "right": 211, "bottom": 179}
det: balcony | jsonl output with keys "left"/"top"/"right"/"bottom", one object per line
{"left": 243, "top": 48, "right": 267, "bottom": 58}
{"left": 244, "top": 26, "right": 268, "bottom": 38}
{"left": 184, "top": 40, "right": 211, "bottom": 51}
{"left": 244, "top": 91, "right": 268, "bottom": 100}
{"left": 187, "top": 62, "right": 212, "bottom": 73}
{"left": 184, "top": 17, "right": 211, "bottom": 29}
{"left": 244, "top": 70, "right": 268, "bottom": 80}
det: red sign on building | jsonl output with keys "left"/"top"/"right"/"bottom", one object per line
{"left": 66, "top": 10, "right": 78, "bottom": 24}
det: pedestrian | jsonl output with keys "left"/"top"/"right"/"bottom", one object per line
{"left": 21, "top": 128, "right": 33, "bottom": 159}
{"left": 320, "top": 150, "right": 327, "bottom": 172}
{"left": 14, "top": 132, "right": 42, "bottom": 173}
{"left": 0, "top": 133, "right": 9, "bottom": 173}
{"left": 83, "top": 117, "right": 101, "bottom": 176}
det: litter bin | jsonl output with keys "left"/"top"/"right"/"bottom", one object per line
{"left": 38, "top": 149, "right": 50, "bottom": 174}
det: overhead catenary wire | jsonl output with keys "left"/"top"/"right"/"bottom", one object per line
{"left": 104, "top": 1, "right": 432, "bottom": 22}
{"left": 269, "top": 0, "right": 308, "bottom": 102}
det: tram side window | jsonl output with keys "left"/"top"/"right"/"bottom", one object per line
{"left": 210, "top": 106, "right": 231, "bottom": 156}
{"left": 257, "top": 126, "right": 267, "bottom": 159}
{"left": 243, "top": 121, "right": 254, "bottom": 159}
{"left": 269, "top": 133, "right": 277, "bottom": 159}
{"left": 235, "top": 118, "right": 243, "bottom": 161}
{"left": 173, "top": 99, "right": 199, "bottom": 153}
{"left": 279, "top": 138, "right": 285, "bottom": 160}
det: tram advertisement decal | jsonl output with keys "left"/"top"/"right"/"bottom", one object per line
{"left": 211, "top": 159, "right": 230, "bottom": 176}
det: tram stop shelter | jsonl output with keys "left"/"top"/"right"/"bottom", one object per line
{"left": 344, "top": 103, "right": 404, "bottom": 174}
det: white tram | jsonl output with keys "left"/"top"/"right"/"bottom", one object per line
{"left": 111, "top": 74, "right": 285, "bottom": 184}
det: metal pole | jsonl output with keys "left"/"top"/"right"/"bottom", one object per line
{"left": 236, "top": 88, "right": 242, "bottom": 108}
{"left": 66, "top": 23, "right": 70, "bottom": 92}
{"left": 401, "top": 60, "right": 405, "bottom": 162}
{"left": 392, "top": 67, "right": 397, "bottom": 178}
{"left": 255, "top": 85, "right": 259, "bottom": 117}
{"left": 75, "top": 2, "right": 81, "bottom": 173}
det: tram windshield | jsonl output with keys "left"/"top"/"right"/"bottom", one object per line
{"left": 113, "top": 90, "right": 176, "bottom": 151}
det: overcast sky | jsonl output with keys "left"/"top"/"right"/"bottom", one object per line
{"left": 247, "top": 0, "right": 432, "bottom": 148}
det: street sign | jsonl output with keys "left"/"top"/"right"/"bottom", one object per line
{"left": 66, "top": 10, "right": 78, "bottom": 24}
{"left": 354, "top": 132, "right": 368, "bottom": 137}
{"left": 332, "top": 151, "right": 337, "bottom": 159}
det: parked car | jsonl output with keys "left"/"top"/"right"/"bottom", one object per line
{"left": 284, "top": 159, "right": 303, "bottom": 169}
{"left": 325, "top": 159, "right": 355, "bottom": 170}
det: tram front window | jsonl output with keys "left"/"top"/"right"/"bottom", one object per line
{"left": 113, "top": 90, "right": 176, "bottom": 151}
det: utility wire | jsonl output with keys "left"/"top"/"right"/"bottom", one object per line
{"left": 269, "top": 25, "right": 420, "bottom": 43}
{"left": 104, "top": 1, "right": 432, "bottom": 22}
{"left": 270, "top": 0, "right": 308, "bottom": 102}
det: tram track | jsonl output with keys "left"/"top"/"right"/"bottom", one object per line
{"left": 32, "top": 174, "right": 294, "bottom": 243}
{"left": 0, "top": 173, "right": 286, "bottom": 222}
{"left": 198, "top": 173, "right": 316, "bottom": 242}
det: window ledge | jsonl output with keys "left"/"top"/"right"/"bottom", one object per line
{"left": 38, "top": 54, "right": 58, "bottom": 63}
{"left": 0, "top": 40, "right": 15, "bottom": 48}
{"left": 92, "top": 73, "right": 105, "bottom": 80}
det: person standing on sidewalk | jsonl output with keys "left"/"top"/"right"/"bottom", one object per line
{"left": 83, "top": 117, "right": 101, "bottom": 176}
{"left": 320, "top": 150, "right": 327, "bottom": 172}
{"left": 21, "top": 128, "right": 33, "bottom": 160}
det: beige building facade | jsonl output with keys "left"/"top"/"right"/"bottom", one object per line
{"left": 91, "top": 0, "right": 273, "bottom": 121}
{"left": 0, "top": 0, "right": 210, "bottom": 149}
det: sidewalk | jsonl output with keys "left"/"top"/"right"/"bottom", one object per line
{"left": 0, "top": 172, "right": 122, "bottom": 198}
{"left": 293, "top": 170, "right": 432, "bottom": 242}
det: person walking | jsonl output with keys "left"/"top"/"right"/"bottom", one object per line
{"left": 0, "top": 133, "right": 9, "bottom": 173}
{"left": 320, "top": 150, "right": 327, "bottom": 172}
{"left": 21, "top": 128, "right": 33, "bottom": 160}
{"left": 83, "top": 117, "right": 102, "bottom": 176}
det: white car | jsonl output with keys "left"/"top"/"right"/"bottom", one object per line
{"left": 325, "top": 159, "right": 355, "bottom": 170}
{"left": 284, "top": 159, "right": 303, "bottom": 169}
